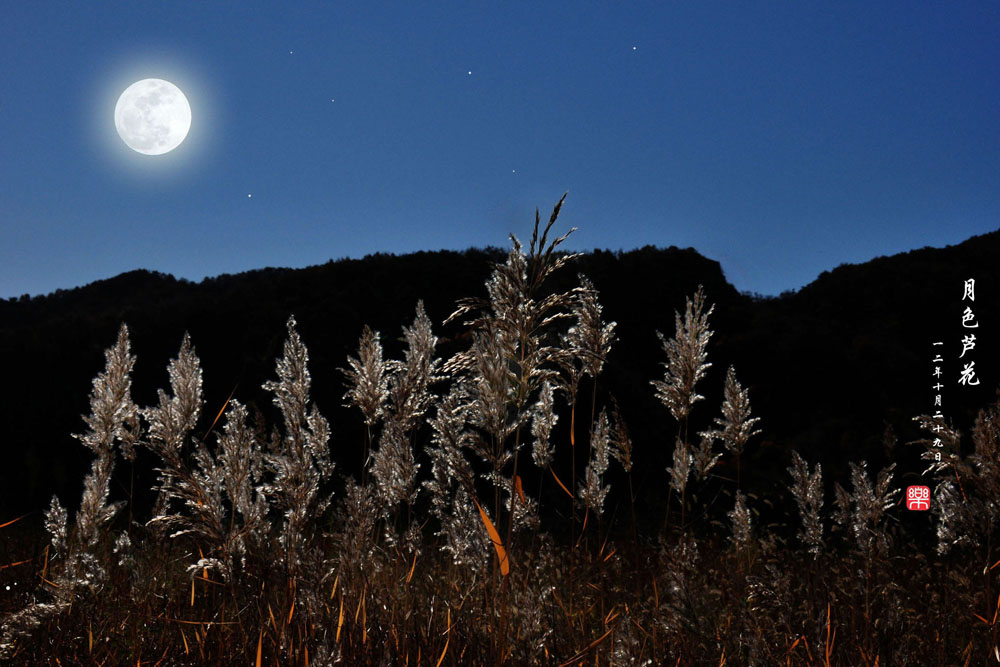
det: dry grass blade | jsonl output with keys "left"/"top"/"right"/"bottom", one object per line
{"left": 472, "top": 496, "right": 509, "bottom": 575}
{"left": 256, "top": 628, "right": 263, "bottom": 667}
{"left": 0, "top": 559, "right": 30, "bottom": 571}
{"left": 435, "top": 608, "right": 451, "bottom": 667}
{"left": 824, "top": 602, "right": 835, "bottom": 666}
{"left": 551, "top": 588, "right": 571, "bottom": 621}
{"left": 575, "top": 508, "right": 589, "bottom": 548}
{"left": 787, "top": 634, "right": 810, "bottom": 665}
{"left": 40, "top": 543, "right": 49, "bottom": 582}
{"left": 0, "top": 514, "right": 27, "bottom": 530}
{"left": 268, "top": 602, "right": 278, "bottom": 634}
{"left": 558, "top": 627, "right": 613, "bottom": 667}
{"left": 550, "top": 466, "right": 574, "bottom": 499}
{"left": 515, "top": 475, "right": 526, "bottom": 505}
{"left": 202, "top": 383, "right": 238, "bottom": 441}
{"left": 336, "top": 594, "right": 344, "bottom": 643}
{"left": 406, "top": 552, "right": 417, "bottom": 584}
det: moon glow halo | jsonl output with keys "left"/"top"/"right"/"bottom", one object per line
{"left": 114, "top": 79, "right": 191, "bottom": 155}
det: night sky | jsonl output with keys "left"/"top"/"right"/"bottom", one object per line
{"left": 2, "top": 2, "right": 998, "bottom": 300}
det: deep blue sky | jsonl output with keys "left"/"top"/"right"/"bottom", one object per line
{"left": 2, "top": 2, "right": 998, "bottom": 300}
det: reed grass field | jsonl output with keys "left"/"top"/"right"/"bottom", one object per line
{"left": 2, "top": 197, "right": 997, "bottom": 665}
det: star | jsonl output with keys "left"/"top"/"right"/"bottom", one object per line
{"left": 632, "top": 46, "right": 637, "bottom": 51}
{"left": 248, "top": 194, "right": 252, "bottom": 198}
{"left": 467, "top": 71, "right": 472, "bottom": 75}
{"left": 289, "top": 50, "right": 294, "bottom": 55}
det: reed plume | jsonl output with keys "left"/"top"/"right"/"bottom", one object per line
{"left": 652, "top": 286, "right": 713, "bottom": 530}
{"left": 1, "top": 325, "right": 139, "bottom": 658}
{"left": 260, "top": 315, "right": 334, "bottom": 629}
{"left": 787, "top": 449, "right": 824, "bottom": 557}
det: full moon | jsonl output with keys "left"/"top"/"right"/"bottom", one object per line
{"left": 114, "top": 79, "right": 191, "bottom": 155}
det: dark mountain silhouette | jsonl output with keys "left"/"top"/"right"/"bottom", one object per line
{"left": 2, "top": 232, "right": 998, "bottom": 537}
